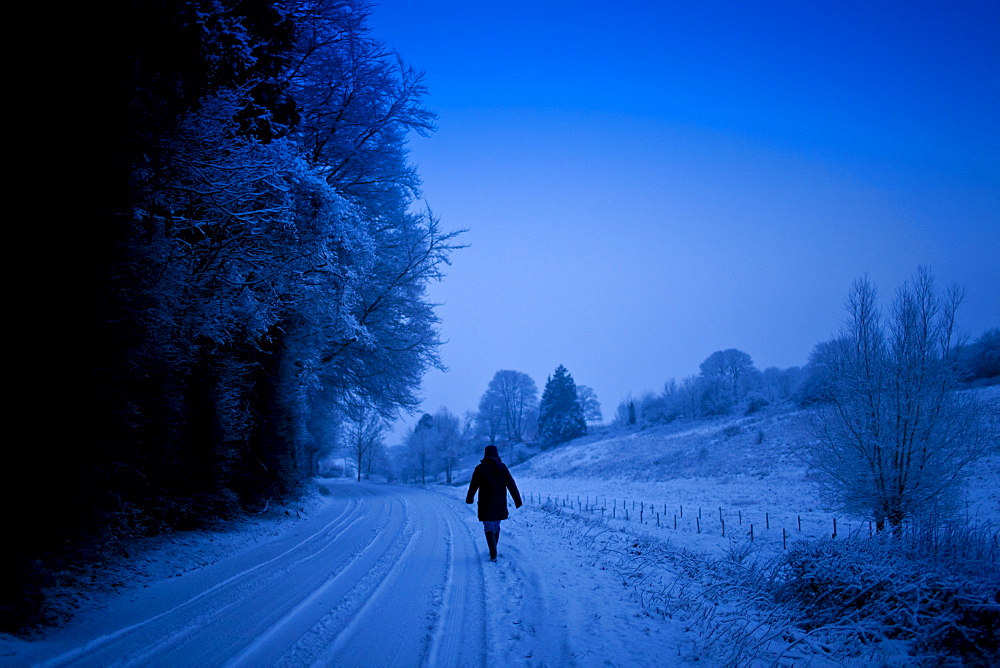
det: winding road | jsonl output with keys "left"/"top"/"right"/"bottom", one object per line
{"left": 27, "top": 482, "right": 526, "bottom": 667}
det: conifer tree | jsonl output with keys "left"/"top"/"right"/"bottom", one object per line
{"left": 538, "top": 365, "right": 587, "bottom": 446}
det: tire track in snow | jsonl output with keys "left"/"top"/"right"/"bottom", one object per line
{"left": 37, "top": 492, "right": 365, "bottom": 667}
{"left": 425, "top": 506, "right": 457, "bottom": 666}
{"left": 121, "top": 491, "right": 393, "bottom": 667}
{"left": 225, "top": 494, "right": 412, "bottom": 666}
{"left": 303, "top": 491, "right": 482, "bottom": 666}
{"left": 307, "top": 525, "right": 425, "bottom": 666}
{"left": 120, "top": 503, "right": 381, "bottom": 667}
{"left": 27, "top": 484, "right": 505, "bottom": 667}
{"left": 426, "top": 495, "right": 486, "bottom": 667}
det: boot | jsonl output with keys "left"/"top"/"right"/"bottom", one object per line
{"left": 485, "top": 532, "right": 498, "bottom": 561}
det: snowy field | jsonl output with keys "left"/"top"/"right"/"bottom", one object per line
{"left": 508, "top": 391, "right": 1000, "bottom": 562}
{"left": 3, "top": 387, "right": 997, "bottom": 666}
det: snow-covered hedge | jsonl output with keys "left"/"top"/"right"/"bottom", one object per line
{"left": 773, "top": 526, "right": 1000, "bottom": 664}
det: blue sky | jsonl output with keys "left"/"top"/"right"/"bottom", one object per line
{"left": 368, "top": 0, "right": 1000, "bottom": 436}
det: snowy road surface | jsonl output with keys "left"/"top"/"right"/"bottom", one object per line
{"left": 18, "top": 480, "right": 680, "bottom": 667}
{"left": 22, "top": 482, "right": 490, "bottom": 666}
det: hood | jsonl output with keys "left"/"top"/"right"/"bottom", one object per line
{"left": 481, "top": 444, "right": 502, "bottom": 464}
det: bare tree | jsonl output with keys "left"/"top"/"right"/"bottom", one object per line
{"left": 576, "top": 385, "right": 603, "bottom": 424}
{"left": 477, "top": 370, "right": 538, "bottom": 443}
{"left": 342, "top": 399, "right": 385, "bottom": 482}
{"left": 431, "top": 408, "right": 462, "bottom": 484}
{"left": 475, "top": 391, "right": 504, "bottom": 446}
{"left": 810, "top": 269, "right": 989, "bottom": 531}
{"left": 406, "top": 414, "right": 436, "bottom": 485}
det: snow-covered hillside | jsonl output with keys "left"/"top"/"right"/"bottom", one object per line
{"left": 512, "top": 388, "right": 1000, "bottom": 541}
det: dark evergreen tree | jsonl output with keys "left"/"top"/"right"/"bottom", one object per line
{"left": 538, "top": 365, "right": 587, "bottom": 446}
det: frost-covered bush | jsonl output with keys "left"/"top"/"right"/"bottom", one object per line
{"left": 773, "top": 527, "right": 1000, "bottom": 663}
{"left": 809, "top": 271, "right": 989, "bottom": 530}
{"left": 744, "top": 395, "right": 769, "bottom": 415}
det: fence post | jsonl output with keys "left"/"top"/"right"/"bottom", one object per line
{"left": 674, "top": 514, "right": 677, "bottom": 530}
{"left": 750, "top": 524, "right": 754, "bottom": 542}
{"left": 832, "top": 517, "right": 837, "bottom": 539}
{"left": 721, "top": 518, "right": 725, "bottom": 537}
{"left": 782, "top": 528, "right": 786, "bottom": 549}
{"left": 696, "top": 516, "right": 701, "bottom": 533}
{"left": 766, "top": 513, "right": 770, "bottom": 530}
{"left": 798, "top": 515, "right": 801, "bottom": 532}
{"left": 657, "top": 512, "right": 660, "bottom": 527}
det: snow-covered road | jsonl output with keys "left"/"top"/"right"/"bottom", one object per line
{"left": 13, "top": 480, "right": 686, "bottom": 667}
{"left": 22, "top": 483, "right": 488, "bottom": 666}
{"left": 13, "top": 481, "right": 572, "bottom": 666}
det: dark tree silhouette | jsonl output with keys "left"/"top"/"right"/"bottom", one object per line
{"left": 538, "top": 365, "right": 587, "bottom": 446}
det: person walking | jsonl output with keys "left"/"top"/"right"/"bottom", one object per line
{"left": 466, "top": 445, "right": 522, "bottom": 561}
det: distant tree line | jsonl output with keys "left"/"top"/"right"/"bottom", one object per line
{"left": 614, "top": 348, "right": 805, "bottom": 428}
{"left": 382, "top": 365, "right": 599, "bottom": 487}
{"left": 615, "top": 326, "right": 997, "bottom": 429}
{"left": 9, "top": 0, "right": 459, "bottom": 633}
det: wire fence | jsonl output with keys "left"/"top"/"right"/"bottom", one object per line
{"left": 522, "top": 491, "right": 998, "bottom": 556}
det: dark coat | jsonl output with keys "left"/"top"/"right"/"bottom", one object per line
{"left": 465, "top": 457, "right": 522, "bottom": 521}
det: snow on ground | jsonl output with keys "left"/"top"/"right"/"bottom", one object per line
{"left": 436, "top": 485, "right": 689, "bottom": 666}
{"left": 3, "top": 482, "right": 692, "bottom": 667}
{"left": 509, "top": 390, "right": 1000, "bottom": 563}
{"left": 0, "top": 496, "right": 324, "bottom": 657}
{"left": 3, "top": 387, "right": 996, "bottom": 666}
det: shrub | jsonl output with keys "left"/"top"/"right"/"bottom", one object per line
{"left": 773, "top": 525, "right": 1000, "bottom": 663}
{"left": 744, "top": 395, "right": 769, "bottom": 415}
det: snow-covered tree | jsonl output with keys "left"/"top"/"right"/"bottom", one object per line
{"left": 477, "top": 371, "right": 538, "bottom": 443}
{"left": 430, "top": 408, "right": 462, "bottom": 484}
{"left": 18, "top": 0, "right": 459, "bottom": 635}
{"left": 576, "top": 385, "right": 603, "bottom": 424}
{"left": 288, "top": 0, "right": 462, "bottom": 421}
{"left": 761, "top": 366, "right": 803, "bottom": 403}
{"left": 538, "top": 365, "right": 587, "bottom": 446}
{"left": 699, "top": 348, "right": 757, "bottom": 406}
{"left": 809, "top": 269, "right": 989, "bottom": 531}
{"left": 404, "top": 414, "right": 436, "bottom": 485}
{"left": 342, "top": 398, "right": 386, "bottom": 482}
{"left": 476, "top": 389, "right": 504, "bottom": 446}
{"left": 962, "top": 328, "right": 1000, "bottom": 381}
